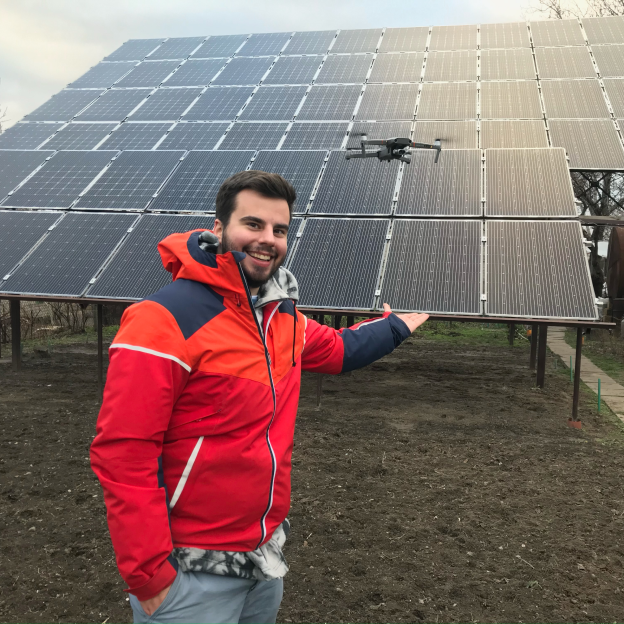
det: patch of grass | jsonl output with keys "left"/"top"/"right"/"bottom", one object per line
{"left": 15, "top": 325, "right": 120, "bottom": 355}
{"left": 412, "top": 320, "right": 531, "bottom": 348}
{"left": 564, "top": 328, "right": 624, "bottom": 386}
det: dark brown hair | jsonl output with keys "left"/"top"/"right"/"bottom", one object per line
{"left": 215, "top": 170, "right": 296, "bottom": 227}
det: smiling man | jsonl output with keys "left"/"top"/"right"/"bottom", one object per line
{"left": 90, "top": 170, "right": 428, "bottom": 624}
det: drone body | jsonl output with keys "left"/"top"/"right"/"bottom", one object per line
{"left": 345, "top": 135, "right": 442, "bottom": 164}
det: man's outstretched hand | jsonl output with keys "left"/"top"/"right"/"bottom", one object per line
{"left": 383, "top": 303, "right": 429, "bottom": 333}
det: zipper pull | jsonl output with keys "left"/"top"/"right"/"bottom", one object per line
{"left": 235, "top": 293, "right": 242, "bottom": 307}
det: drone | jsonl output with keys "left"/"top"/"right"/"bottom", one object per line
{"left": 345, "top": 134, "right": 442, "bottom": 164}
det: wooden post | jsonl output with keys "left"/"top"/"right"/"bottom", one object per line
{"left": 97, "top": 304, "right": 104, "bottom": 397}
{"left": 536, "top": 324, "right": 548, "bottom": 388}
{"left": 347, "top": 315, "right": 355, "bottom": 327}
{"left": 10, "top": 299, "right": 21, "bottom": 372}
{"left": 571, "top": 327, "right": 583, "bottom": 421}
{"left": 529, "top": 323, "right": 538, "bottom": 370}
{"left": 508, "top": 322, "right": 515, "bottom": 346}
{"left": 334, "top": 315, "right": 342, "bottom": 330}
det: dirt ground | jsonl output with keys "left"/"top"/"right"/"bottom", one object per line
{"left": 1, "top": 323, "right": 624, "bottom": 624}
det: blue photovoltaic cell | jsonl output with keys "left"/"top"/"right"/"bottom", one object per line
{"left": 147, "top": 37, "right": 206, "bottom": 60}
{"left": 378, "top": 27, "right": 429, "bottom": 52}
{"left": 296, "top": 85, "right": 361, "bottom": 120}
{"left": 281, "top": 122, "right": 348, "bottom": 149}
{"left": 218, "top": 123, "right": 288, "bottom": 150}
{"left": 156, "top": 122, "right": 229, "bottom": 150}
{"left": 129, "top": 88, "right": 203, "bottom": 121}
{"left": 115, "top": 61, "right": 180, "bottom": 88}
{"left": 285, "top": 31, "right": 336, "bottom": 55}
{"left": 40, "top": 123, "right": 116, "bottom": 150}
{"left": 164, "top": 59, "right": 228, "bottom": 86}
{"left": 0, "top": 123, "right": 63, "bottom": 149}
{"left": 241, "top": 32, "right": 291, "bottom": 56}
{"left": 315, "top": 54, "right": 373, "bottom": 84}
{"left": 76, "top": 89, "right": 150, "bottom": 122}
{"left": 211, "top": 57, "right": 274, "bottom": 85}
{"left": 192, "top": 35, "right": 248, "bottom": 58}
{"left": 331, "top": 29, "right": 382, "bottom": 54}
{"left": 24, "top": 90, "right": 104, "bottom": 122}
{"left": 97, "top": 123, "right": 172, "bottom": 150}
{"left": 238, "top": 86, "right": 307, "bottom": 120}
{"left": 0, "top": 150, "right": 55, "bottom": 201}
{"left": 183, "top": 87, "right": 253, "bottom": 120}
{"left": 262, "top": 56, "right": 322, "bottom": 84}
{"left": 103, "top": 39, "right": 164, "bottom": 62}
{"left": 68, "top": 62, "right": 136, "bottom": 88}
{"left": 355, "top": 84, "right": 419, "bottom": 120}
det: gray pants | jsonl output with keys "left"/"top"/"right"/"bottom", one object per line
{"left": 130, "top": 570, "right": 283, "bottom": 624}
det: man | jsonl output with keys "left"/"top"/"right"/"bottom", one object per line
{"left": 91, "top": 170, "right": 428, "bottom": 624}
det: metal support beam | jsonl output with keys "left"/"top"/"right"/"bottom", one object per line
{"left": 529, "top": 323, "right": 538, "bottom": 370}
{"left": 347, "top": 315, "right": 355, "bottom": 327}
{"left": 508, "top": 323, "right": 515, "bottom": 346}
{"left": 334, "top": 315, "right": 342, "bottom": 330}
{"left": 572, "top": 327, "right": 583, "bottom": 422}
{"left": 97, "top": 304, "right": 104, "bottom": 397}
{"left": 10, "top": 299, "right": 21, "bottom": 372}
{"left": 536, "top": 325, "right": 548, "bottom": 388}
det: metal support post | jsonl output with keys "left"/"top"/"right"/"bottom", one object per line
{"left": 347, "top": 315, "right": 355, "bottom": 327}
{"left": 334, "top": 315, "right": 342, "bottom": 330}
{"left": 529, "top": 323, "right": 538, "bottom": 370}
{"left": 571, "top": 327, "right": 583, "bottom": 422}
{"left": 97, "top": 304, "right": 104, "bottom": 397}
{"left": 536, "top": 325, "right": 548, "bottom": 388}
{"left": 10, "top": 299, "right": 21, "bottom": 372}
{"left": 508, "top": 322, "right": 515, "bottom": 346}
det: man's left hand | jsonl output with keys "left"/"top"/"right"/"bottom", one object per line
{"left": 383, "top": 303, "right": 429, "bottom": 333}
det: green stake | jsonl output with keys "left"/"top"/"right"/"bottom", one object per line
{"left": 598, "top": 378, "right": 601, "bottom": 413}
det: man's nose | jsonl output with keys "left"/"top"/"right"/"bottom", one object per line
{"left": 257, "top": 225, "right": 276, "bottom": 246}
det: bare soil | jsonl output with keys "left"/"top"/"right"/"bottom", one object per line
{"left": 1, "top": 325, "right": 624, "bottom": 623}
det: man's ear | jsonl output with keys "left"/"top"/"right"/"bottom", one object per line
{"left": 213, "top": 218, "right": 223, "bottom": 243}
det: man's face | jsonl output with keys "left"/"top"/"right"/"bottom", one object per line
{"left": 214, "top": 189, "right": 290, "bottom": 290}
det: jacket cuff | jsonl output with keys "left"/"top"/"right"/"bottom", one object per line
{"left": 388, "top": 313, "right": 412, "bottom": 347}
{"left": 125, "top": 559, "right": 178, "bottom": 601}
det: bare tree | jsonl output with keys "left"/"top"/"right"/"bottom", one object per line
{"left": 530, "top": 0, "right": 624, "bottom": 18}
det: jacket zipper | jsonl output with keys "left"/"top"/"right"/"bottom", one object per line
{"left": 238, "top": 266, "right": 279, "bottom": 549}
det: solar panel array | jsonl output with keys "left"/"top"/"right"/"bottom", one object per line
{"left": 0, "top": 21, "right": 611, "bottom": 319}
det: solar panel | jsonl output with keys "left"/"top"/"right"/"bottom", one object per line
{"left": 2, "top": 151, "right": 115, "bottom": 208}
{"left": 534, "top": 46, "right": 596, "bottom": 79}
{"left": 346, "top": 121, "right": 412, "bottom": 149}
{"left": 129, "top": 88, "right": 203, "bottom": 121}
{"left": 332, "top": 29, "right": 382, "bottom": 54}
{"left": 262, "top": 56, "right": 322, "bottom": 85}
{"left": 296, "top": 85, "right": 361, "bottom": 120}
{"left": 530, "top": 19, "right": 585, "bottom": 47}
{"left": 0, "top": 211, "right": 61, "bottom": 280}
{"left": 147, "top": 37, "right": 206, "bottom": 60}
{"left": 24, "top": 90, "right": 104, "bottom": 122}
{"left": 429, "top": 25, "right": 477, "bottom": 51}
{"left": 286, "top": 217, "right": 302, "bottom": 261}
{"left": 413, "top": 120, "right": 478, "bottom": 149}
{"left": 241, "top": 32, "right": 291, "bottom": 56}
{"left": 368, "top": 53, "right": 424, "bottom": 83}
{"left": 289, "top": 218, "right": 388, "bottom": 309}
{"left": 114, "top": 61, "right": 180, "bottom": 88}
{"left": 97, "top": 122, "right": 172, "bottom": 150}
{"left": 582, "top": 16, "right": 624, "bottom": 45}
{"left": 182, "top": 87, "right": 253, "bottom": 120}
{"left": 540, "top": 79, "right": 610, "bottom": 118}
{"left": 593, "top": 45, "right": 624, "bottom": 78}
{"left": 218, "top": 122, "right": 288, "bottom": 150}
{"left": 0, "top": 123, "right": 63, "bottom": 149}
{"left": 281, "top": 122, "right": 348, "bottom": 149}
{"left": 40, "top": 123, "right": 116, "bottom": 150}
{"left": 192, "top": 35, "right": 248, "bottom": 59}
{"left": 485, "top": 148, "right": 576, "bottom": 217}
{"left": 0, "top": 151, "right": 54, "bottom": 201}
{"left": 164, "top": 59, "right": 228, "bottom": 86}
{"left": 486, "top": 220, "right": 597, "bottom": 319}
{"left": 604, "top": 79, "right": 624, "bottom": 116}
{"left": 417, "top": 82, "right": 477, "bottom": 120}
{"left": 211, "top": 57, "right": 274, "bottom": 85}
{"left": 74, "top": 150, "right": 184, "bottom": 210}
{"left": 87, "top": 214, "right": 215, "bottom": 299}
{"left": 76, "top": 89, "right": 149, "bottom": 121}
{"left": 423, "top": 50, "right": 478, "bottom": 81}
{"left": 310, "top": 150, "right": 399, "bottom": 215}
{"left": 378, "top": 27, "right": 429, "bottom": 52}
{"left": 379, "top": 220, "right": 481, "bottom": 314}
{"left": 285, "top": 31, "right": 336, "bottom": 55}
{"left": 149, "top": 150, "right": 253, "bottom": 213}
{"left": 479, "top": 22, "right": 531, "bottom": 49}
{"left": 250, "top": 150, "right": 326, "bottom": 212}
{"left": 355, "top": 84, "right": 419, "bottom": 120}
{"left": 480, "top": 120, "right": 548, "bottom": 148}
{"left": 548, "top": 119, "right": 624, "bottom": 169}
{"left": 315, "top": 54, "right": 373, "bottom": 84}
{"left": 396, "top": 149, "right": 481, "bottom": 216}
{"left": 480, "top": 49, "right": 536, "bottom": 80}
{"left": 480, "top": 81, "right": 543, "bottom": 119}
{"left": 68, "top": 62, "right": 136, "bottom": 88}
{"left": 156, "top": 122, "right": 229, "bottom": 150}
{"left": 103, "top": 39, "right": 164, "bottom": 62}
{"left": 0, "top": 212, "right": 138, "bottom": 297}
{"left": 238, "top": 86, "right": 307, "bottom": 120}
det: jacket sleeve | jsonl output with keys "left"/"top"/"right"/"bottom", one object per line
{"left": 300, "top": 311, "right": 412, "bottom": 374}
{"left": 90, "top": 302, "right": 190, "bottom": 601}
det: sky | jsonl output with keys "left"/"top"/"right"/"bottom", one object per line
{"left": 0, "top": 0, "right": 546, "bottom": 129}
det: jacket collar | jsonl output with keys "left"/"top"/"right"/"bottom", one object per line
{"left": 255, "top": 267, "right": 299, "bottom": 309}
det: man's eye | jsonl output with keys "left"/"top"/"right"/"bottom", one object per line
{"left": 275, "top": 229, "right": 287, "bottom": 237}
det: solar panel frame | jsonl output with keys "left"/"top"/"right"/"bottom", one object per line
{"left": 156, "top": 122, "right": 229, "bottom": 150}
{"left": 39, "top": 122, "right": 116, "bottom": 150}
{"left": 281, "top": 122, "right": 348, "bottom": 150}
{"left": 378, "top": 27, "right": 429, "bottom": 52}
{"left": 480, "top": 49, "right": 536, "bottom": 80}
{"left": 480, "top": 120, "right": 549, "bottom": 148}
{"left": 285, "top": 31, "right": 337, "bottom": 55}
{"left": 128, "top": 88, "right": 203, "bottom": 121}
{"left": 368, "top": 53, "right": 424, "bottom": 83}
{"left": 602, "top": 78, "right": 624, "bottom": 116}
{"left": 346, "top": 121, "right": 413, "bottom": 149}
{"left": 417, "top": 82, "right": 477, "bottom": 120}
{"left": 534, "top": 46, "right": 596, "bottom": 79}
{"left": 296, "top": 85, "right": 362, "bottom": 121}
{"left": 182, "top": 87, "right": 254, "bottom": 121}
{"left": 592, "top": 45, "right": 624, "bottom": 78}
{"left": 378, "top": 219, "right": 482, "bottom": 314}
{"left": 163, "top": 59, "right": 229, "bottom": 86}
{"left": 0, "top": 123, "right": 63, "bottom": 150}
{"left": 540, "top": 79, "right": 611, "bottom": 118}
{"left": 250, "top": 150, "right": 327, "bottom": 212}
{"left": 68, "top": 62, "right": 137, "bottom": 88}
{"left": 331, "top": 29, "right": 382, "bottom": 54}
{"left": 485, "top": 220, "right": 597, "bottom": 319}
{"left": 217, "top": 122, "right": 288, "bottom": 150}
{"left": 429, "top": 24, "right": 478, "bottom": 51}
{"left": 0, "top": 151, "right": 55, "bottom": 202}
{"left": 310, "top": 150, "right": 400, "bottom": 215}
{"left": 103, "top": 39, "right": 164, "bottom": 62}
{"left": 97, "top": 122, "right": 172, "bottom": 150}
{"left": 396, "top": 149, "right": 482, "bottom": 216}
{"left": 355, "top": 84, "right": 419, "bottom": 121}
{"left": 479, "top": 22, "right": 531, "bottom": 49}
{"left": 413, "top": 120, "right": 478, "bottom": 149}
{"left": 74, "top": 150, "right": 184, "bottom": 211}
{"left": 211, "top": 57, "right": 274, "bottom": 85}
{"left": 1, "top": 150, "right": 117, "bottom": 209}
{"left": 24, "top": 89, "right": 105, "bottom": 122}
{"left": 423, "top": 50, "right": 478, "bottom": 82}
{"left": 262, "top": 55, "right": 322, "bottom": 85}
{"left": 86, "top": 213, "right": 216, "bottom": 300}
{"left": 0, "top": 212, "right": 139, "bottom": 297}
{"left": 240, "top": 32, "right": 291, "bottom": 56}
{"left": 114, "top": 60, "right": 180, "bottom": 88}
{"left": 148, "top": 150, "right": 254, "bottom": 213}
{"left": 237, "top": 85, "right": 307, "bottom": 121}
{"left": 485, "top": 147, "right": 577, "bottom": 217}
{"left": 582, "top": 16, "right": 624, "bottom": 45}
{"left": 146, "top": 37, "right": 206, "bottom": 60}
{"left": 288, "top": 217, "right": 389, "bottom": 309}
{"left": 315, "top": 54, "right": 373, "bottom": 84}
{"left": 75, "top": 89, "right": 150, "bottom": 122}
{"left": 285, "top": 217, "right": 303, "bottom": 265}
{"left": 530, "top": 19, "right": 585, "bottom": 47}
{"left": 192, "top": 35, "right": 249, "bottom": 59}
{"left": 480, "top": 81, "right": 543, "bottom": 119}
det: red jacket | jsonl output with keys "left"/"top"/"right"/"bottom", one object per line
{"left": 90, "top": 229, "right": 410, "bottom": 600}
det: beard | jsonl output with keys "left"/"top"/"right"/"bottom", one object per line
{"left": 220, "top": 228, "right": 285, "bottom": 290}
